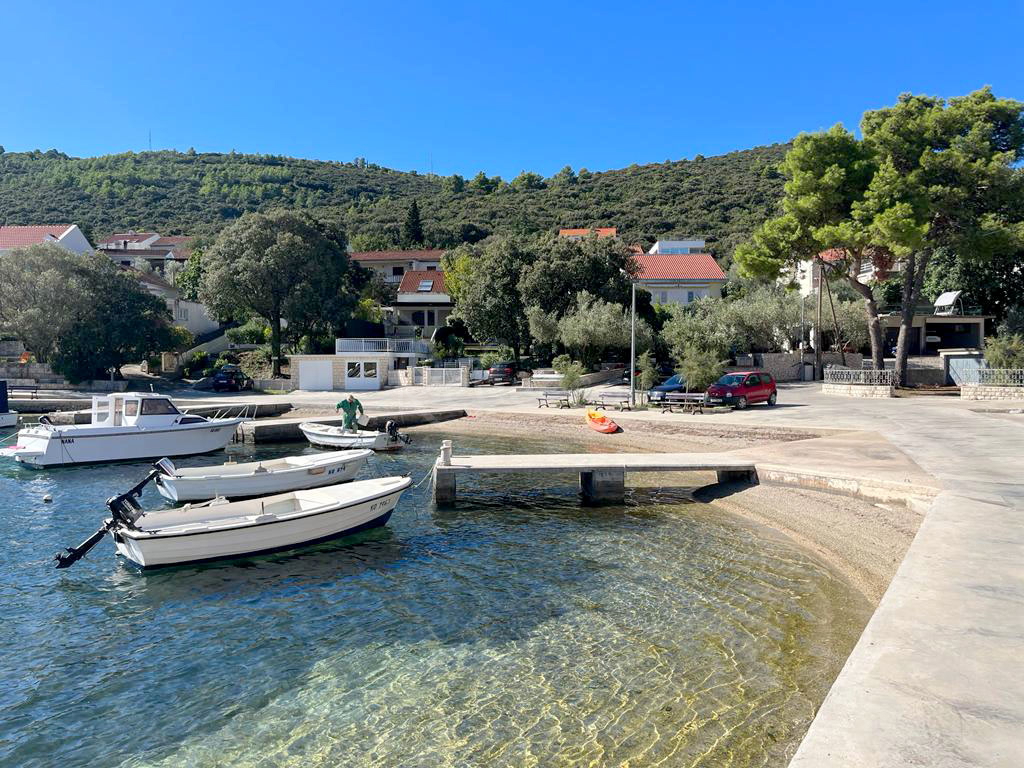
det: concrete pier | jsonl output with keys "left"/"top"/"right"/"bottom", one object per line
{"left": 432, "top": 451, "right": 758, "bottom": 504}
{"left": 237, "top": 409, "right": 467, "bottom": 443}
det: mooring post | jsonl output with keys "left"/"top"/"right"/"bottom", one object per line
{"left": 434, "top": 441, "right": 456, "bottom": 504}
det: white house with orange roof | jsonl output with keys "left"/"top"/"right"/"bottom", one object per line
{"left": 0, "top": 224, "right": 94, "bottom": 256}
{"left": 392, "top": 270, "right": 452, "bottom": 339}
{"left": 349, "top": 249, "right": 444, "bottom": 285}
{"left": 633, "top": 249, "right": 726, "bottom": 307}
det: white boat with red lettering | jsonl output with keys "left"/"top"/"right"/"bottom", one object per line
{"left": 154, "top": 450, "right": 372, "bottom": 502}
{"left": 55, "top": 469, "right": 411, "bottom": 569}
{"left": 2, "top": 392, "right": 243, "bottom": 468}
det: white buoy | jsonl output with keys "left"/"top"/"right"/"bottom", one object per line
{"left": 43, "top": 494, "right": 53, "bottom": 503}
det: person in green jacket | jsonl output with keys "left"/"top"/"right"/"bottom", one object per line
{"left": 336, "top": 394, "right": 364, "bottom": 432}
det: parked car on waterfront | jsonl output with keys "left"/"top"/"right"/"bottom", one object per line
{"left": 647, "top": 374, "right": 687, "bottom": 402}
{"left": 212, "top": 365, "right": 253, "bottom": 392}
{"left": 486, "top": 361, "right": 518, "bottom": 385}
{"left": 706, "top": 371, "right": 777, "bottom": 409}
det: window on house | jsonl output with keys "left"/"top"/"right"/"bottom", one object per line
{"left": 392, "top": 266, "right": 404, "bottom": 276}
{"left": 426, "top": 265, "right": 436, "bottom": 271}
{"left": 364, "top": 362, "right": 377, "bottom": 378}
{"left": 417, "top": 280, "right": 433, "bottom": 292}
{"left": 176, "top": 306, "right": 189, "bottom": 321}
{"left": 687, "top": 291, "right": 696, "bottom": 303}
{"left": 659, "top": 291, "right": 668, "bottom": 304}
{"left": 347, "top": 362, "right": 362, "bottom": 378}
{"left": 427, "top": 310, "right": 436, "bottom": 326}
{"left": 412, "top": 311, "right": 425, "bottom": 325}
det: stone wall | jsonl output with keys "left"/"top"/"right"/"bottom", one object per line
{"left": 821, "top": 382, "right": 895, "bottom": 398}
{"left": 522, "top": 368, "right": 623, "bottom": 389}
{"left": 728, "top": 352, "right": 864, "bottom": 382}
{"left": 960, "top": 384, "right": 1024, "bottom": 401}
{"left": 251, "top": 378, "right": 294, "bottom": 391}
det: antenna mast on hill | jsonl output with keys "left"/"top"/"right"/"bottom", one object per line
{"left": 148, "top": 130, "right": 152, "bottom": 151}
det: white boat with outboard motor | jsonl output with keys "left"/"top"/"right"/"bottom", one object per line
{"left": 154, "top": 450, "right": 372, "bottom": 502}
{"left": 299, "top": 419, "right": 409, "bottom": 451}
{"left": 1, "top": 392, "right": 244, "bottom": 468}
{"left": 55, "top": 467, "right": 412, "bottom": 569}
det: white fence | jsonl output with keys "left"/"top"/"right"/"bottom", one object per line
{"left": 412, "top": 366, "right": 467, "bottom": 386}
{"left": 336, "top": 338, "right": 430, "bottom": 355}
{"left": 972, "top": 368, "right": 1024, "bottom": 386}
{"left": 824, "top": 368, "right": 898, "bottom": 385}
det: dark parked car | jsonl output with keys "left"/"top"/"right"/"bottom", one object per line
{"left": 706, "top": 371, "right": 777, "bottom": 409}
{"left": 647, "top": 374, "right": 687, "bottom": 402}
{"left": 487, "top": 362, "right": 518, "bottom": 385}
{"left": 212, "top": 365, "right": 253, "bottom": 392}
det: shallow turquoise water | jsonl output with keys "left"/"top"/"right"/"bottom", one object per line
{"left": 0, "top": 428, "right": 869, "bottom": 767}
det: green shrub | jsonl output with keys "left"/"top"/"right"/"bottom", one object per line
{"left": 984, "top": 334, "right": 1024, "bottom": 369}
{"left": 552, "top": 353, "right": 586, "bottom": 404}
{"left": 676, "top": 345, "right": 727, "bottom": 392}
{"left": 226, "top": 318, "right": 270, "bottom": 345}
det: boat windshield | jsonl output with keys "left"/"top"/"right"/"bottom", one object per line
{"left": 141, "top": 398, "right": 180, "bottom": 415}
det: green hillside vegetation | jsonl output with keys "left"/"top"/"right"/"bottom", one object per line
{"left": 0, "top": 144, "right": 788, "bottom": 260}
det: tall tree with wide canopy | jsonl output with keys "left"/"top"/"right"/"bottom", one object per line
{"left": 201, "top": 210, "right": 355, "bottom": 376}
{"left": 451, "top": 235, "right": 536, "bottom": 363}
{"left": 736, "top": 89, "right": 1024, "bottom": 380}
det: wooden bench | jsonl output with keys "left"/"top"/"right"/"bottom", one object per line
{"left": 593, "top": 390, "right": 631, "bottom": 411}
{"left": 9, "top": 384, "right": 40, "bottom": 399}
{"left": 536, "top": 390, "right": 571, "bottom": 408}
{"left": 660, "top": 392, "right": 707, "bottom": 414}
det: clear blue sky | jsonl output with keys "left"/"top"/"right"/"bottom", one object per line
{"left": 3, "top": 1, "right": 1022, "bottom": 178}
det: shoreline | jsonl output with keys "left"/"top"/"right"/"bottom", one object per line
{"left": 405, "top": 411, "right": 924, "bottom": 605}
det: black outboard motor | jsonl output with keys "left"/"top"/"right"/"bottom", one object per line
{"left": 384, "top": 419, "right": 411, "bottom": 445}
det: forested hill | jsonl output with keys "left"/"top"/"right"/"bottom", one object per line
{"left": 0, "top": 143, "right": 788, "bottom": 260}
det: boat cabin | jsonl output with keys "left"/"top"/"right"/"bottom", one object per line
{"left": 90, "top": 393, "right": 198, "bottom": 428}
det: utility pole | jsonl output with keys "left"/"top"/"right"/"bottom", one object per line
{"left": 815, "top": 258, "right": 823, "bottom": 379}
{"left": 629, "top": 281, "right": 637, "bottom": 407}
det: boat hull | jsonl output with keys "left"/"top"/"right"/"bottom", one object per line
{"left": 299, "top": 424, "right": 399, "bottom": 451}
{"left": 113, "top": 483, "right": 406, "bottom": 568}
{"left": 9, "top": 420, "right": 243, "bottom": 468}
{"left": 156, "top": 452, "right": 369, "bottom": 502}
{"left": 586, "top": 410, "right": 619, "bottom": 434}
{"left": 0, "top": 412, "right": 17, "bottom": 429}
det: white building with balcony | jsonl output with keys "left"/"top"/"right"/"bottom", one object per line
{"left": 648, "top": 239, "right": 706, "bottom": 255}
{"left": 392, "top": 270, "right": 452, "bottom": 339}
{"left": 350, "top": 249, "right": 444, "bottom": 286}
{"left": 288, "top": 338, "right": 431, "bottom": 391}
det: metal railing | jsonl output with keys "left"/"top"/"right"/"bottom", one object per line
{"left": 335, "top": 338, "right": 430, "bottom": 355}
{"left": 970, "top": 369, "right": 1024, "bottom": 386}
{"left": 824, "top": 367, "right": 898, "bottom": 386}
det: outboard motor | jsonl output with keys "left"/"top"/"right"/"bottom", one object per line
{"left": 384, "top": 420, "right": 411, "bottom": 445}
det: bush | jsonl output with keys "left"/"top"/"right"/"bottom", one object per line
{"left": 676, "top": 345, "right": 727, "bottom": 393}
{"left": 479, "top": 351, "right": 502, "bottom": 369}
{"left": 226, "top": 318, "right": 270, "bottom": 345}
{"left": 168, "top": 326, "right": 195, "bottom": 353}
{"left": 182, "top": 352, "right": 210, "bottom": 379}
{"left": 984, "top": 333, "right": 1024, "bottom": 369}
{"left": 552, "top": 353, "right": 586, "bottom": 404}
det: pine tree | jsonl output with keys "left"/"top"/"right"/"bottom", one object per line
{"left": 403, "top": 200, "right": 424, "bottom": 246}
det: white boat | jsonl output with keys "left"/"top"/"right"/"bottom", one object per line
{"left": 154, "top": 450, "right": 372, "bottom": 502}
{"left": 299, "top": 421, "right": 408, "bottom": 451}
{"left": 2, "top": 392, "right": 244, "bottom": 468}
{"left": 56, "top": 473, "right": 411, "bottom": 569}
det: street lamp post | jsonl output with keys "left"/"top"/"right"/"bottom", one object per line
{"left": 629, "top": 280, "right": 636, "bottom": 407}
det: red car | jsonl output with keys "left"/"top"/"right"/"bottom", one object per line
{"left": 706, "top": 371, "right": 777, "bottom": 409}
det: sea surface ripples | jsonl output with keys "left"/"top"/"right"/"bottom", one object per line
{"left": 0, "top": 430, "right": 869, "bottom": 767}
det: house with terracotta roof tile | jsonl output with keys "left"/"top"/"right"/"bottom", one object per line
{"left": 633, "top": 250, "right": 726, "bottom": 307}
{"left": 0, "top": 224, "right": 93, "bottom": 256}
{"left": 349, "top": 249, "right": 444, "bottom": 286}
{"left": 391, "top": 270, "right": 452, "bottom": 339}
{"left": 558, "top": 227, "right": 617, "bottom": 239}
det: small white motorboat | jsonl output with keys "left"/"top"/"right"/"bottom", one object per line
{"left": 154, "top": 450, "right": 372, "bottom": 502}
{"left": 56, "top": 470, "right": 411, "bottom": 569}
{"left": 3, "top": 392, "right": 243, "bottom": 468}
{"left": 299, "top": 420, "right": 409, "bottom": 451}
